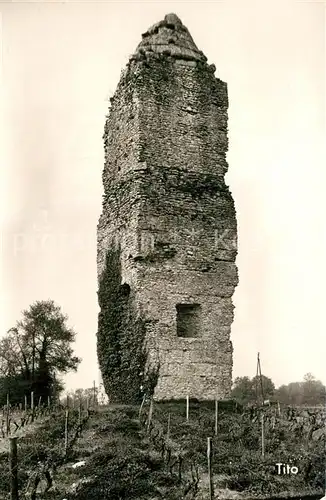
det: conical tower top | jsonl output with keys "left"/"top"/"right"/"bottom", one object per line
{"left": 133, "top": 13, "right": 207, "bottom": 63}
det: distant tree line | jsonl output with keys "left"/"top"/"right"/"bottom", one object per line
{"left": 231, "top": 372, "right": 326, "bottom": 407}
{"left": 62, "top": 387, "right": 99, "bottom": 407}
{"left": 0, "top": 300, "right": 81, "bottom": 406}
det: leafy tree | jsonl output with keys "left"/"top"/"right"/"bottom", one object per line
{"left": 0, "top": 300, "right": 81, "bottom": 405}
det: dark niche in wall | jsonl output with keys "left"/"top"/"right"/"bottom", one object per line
{"left": 120, "top": 283, "right": 131, "bottom": 297}
{"left": 176, "top": 303, "right": 201, "bottom": 338}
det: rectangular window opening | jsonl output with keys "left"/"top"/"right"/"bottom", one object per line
{"left": 176, "top": 303, "right": 201, "bottom": 338}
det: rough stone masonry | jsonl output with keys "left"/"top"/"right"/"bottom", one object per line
{"left": 97, "top": 13, "right": 238, "bottom": 401}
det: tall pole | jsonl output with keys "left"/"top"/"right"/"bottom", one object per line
{"left": 257, "top": 353, "right": 265, "bottom": 404}
{"left": 255, "top": 354, "right": 259, "bottom": 405}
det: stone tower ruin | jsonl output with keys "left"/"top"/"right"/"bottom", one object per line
{"left": 97, "top": 13, "right": 238, "bottom": 402}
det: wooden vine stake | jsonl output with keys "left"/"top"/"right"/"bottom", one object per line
{"left": 6, "top": 405, "right": 10, "bottom": 436}
{"left": 9, "top": 437, "right": 19, "bottom": 500}
{"left": 6, "top": 395, "right": 10, "bottom": 435}
{"left": 78, "top": 401, "right": 82, "bottom": 427}
{"left": 139, "top": 395, "right": 146, "bottom": 420}
{"left": 207, "top": 437, "right": 214, "bottom": 500}
{"left": 146, "top": 398, "right": 153, "bottom": 433}
{"left": 186, "top": 395, "right": 189, "bottom": 421}
{"left": 93, "top": 380, "right": 97, "bottom": 408}
{"left": 31, "top": 391, "right": 34, "bottom": 423}
{"left": 261, "top": 413, "right": 265, "bottom": 459}
{"left": 64, "top": 409, "right": 69, "bottom": 456}
{"left": 215, "top": 399, "right": 219, "bottom": 436}
{"left": 167, "top": 413, "right": 171, "bottom": 440}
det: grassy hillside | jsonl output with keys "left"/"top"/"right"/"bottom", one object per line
{"left": 0, "top": 402, "right": 324, "bottom": 499}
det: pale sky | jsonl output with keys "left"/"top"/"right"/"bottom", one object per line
{"left": 1, "top": 0, "right": 325, "bottom": 392}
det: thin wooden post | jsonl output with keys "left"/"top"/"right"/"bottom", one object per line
{"left": 64, "top": 409, "right": 69, "bottom": 456}
{"left": 167, "top": 413, "right": 171, "bottom": 440}
{"left": 277, "top": 401, "right": 281, "bottom": 416}
{"left": 186, "top": 395, "right": 189, "bottom": 421}
{"left": 6, "top": 405, "right": 10, "bottom": 436}
{"left": 86, "top": 397, "right": 89, "bottom": 411}
{"left": 9, "top": 437, "right": 19, "bottom": 500}
{"left": 215, "top": 399, "right": 219, "bottom": 436}
{"left": 31, "top": 392, "right": 34, "bottom": 423}
{"left": 24, "top": 396, "right": 27, "bottom": 413}
{"left": 261, "top": 413, "right": 265, "bottom": 459}
{"left": 207, "top": 437, "right": 214, "bottom": 500}
{"left": 76, "top": 402, "right": 82, "bottom": 437}
{"left": 93, "top": 380, "right": 96, "bottom": 408}
{"left": 138, "top": 395, "right": 146, "bottom": 420}
{"left": 147, "top": 398, "right": 153, "bottom": 433}
{"left": 6, "top": 395, "right": 10, "bottom": 434}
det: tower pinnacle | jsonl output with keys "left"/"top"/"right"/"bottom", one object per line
{"left": 133, "top": 13, "right": 207, "bottom": 62}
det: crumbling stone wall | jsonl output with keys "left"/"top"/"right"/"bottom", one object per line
{"left": 97, "top": 13, "right": 238, "bottom": 402}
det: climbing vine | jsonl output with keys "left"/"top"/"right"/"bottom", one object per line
{"left": 97, "top": 246, "right": 159, "bottom": 404}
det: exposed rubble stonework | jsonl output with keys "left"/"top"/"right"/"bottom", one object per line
{"left": 97, "top": 13, "right": 238, "bottom": 401}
